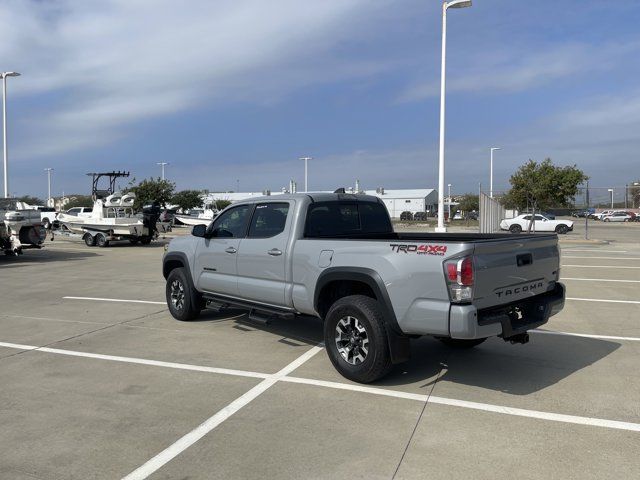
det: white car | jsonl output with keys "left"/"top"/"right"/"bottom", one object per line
{"left": 592, "top": 210, "right": 615, "bottom": 220}
{"left": 602, "top": 212, "right": 633, "bottom": 222}
{"left": 500, "top": 214, "right": 574, "bottom": 234}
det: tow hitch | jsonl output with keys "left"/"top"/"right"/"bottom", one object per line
{"left": 504, "top": 333, "right": 530, "bottom": 345}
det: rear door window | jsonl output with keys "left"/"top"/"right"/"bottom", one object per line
{"left": 305, "top": 201, "right": 392, "bottom": 237}
{"left": 248, "top": 203, "right": 289, "bottom": 238}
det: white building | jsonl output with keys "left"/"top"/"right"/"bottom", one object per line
{"left": 368, "top": 188, "right": 438, "bottom": 218}
{"left": 203, "top": 187, "right": 438, "bottom": 219}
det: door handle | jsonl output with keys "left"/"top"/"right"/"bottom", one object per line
{"left": 268, "top": 248, "right": 282, "bottom": 256}
{"left": 225, "top": 247, "right": 237, "bottom": 254}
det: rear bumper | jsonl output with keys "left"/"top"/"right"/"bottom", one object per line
{"left": 449, "top": 283, "right": 565, "bottom": 340}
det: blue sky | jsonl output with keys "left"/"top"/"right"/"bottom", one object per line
{"left": 2, "top": 0, "right": 640, "bottom": 200}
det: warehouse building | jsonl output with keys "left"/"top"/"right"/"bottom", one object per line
{"left": 203, "top": 187, "right": 438, "bottom": 219}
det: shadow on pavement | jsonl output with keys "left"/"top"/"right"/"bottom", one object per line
{"left": 0, "top": 249, "right": 99, "bottom": 267}
{"left": 380, "top": 333, "right": 620, "bottom": 395}
{"left": 194, "top": 309, "right": 323, "bottom": 346}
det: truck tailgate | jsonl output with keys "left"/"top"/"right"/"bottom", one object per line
{"left": 471, "top": 235, "right": 560, "bottom": 310}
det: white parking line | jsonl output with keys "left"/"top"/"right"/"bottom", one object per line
{"left": 1, "top": 340, "right": 638, "bottom": 438}
{"left": 64, "top": 296, "right": 165, "bottom": 305}
{"left": 0, "top": 341, "right": 269, "bottom": 379}
{"left": 567, "top": 297, "right": 640, "bottom": 305}
{"left": 563, "top": 256, "right": 640, "bottom": 260}
{"left": 122, "top": 345, "right": 324, "bottom": 480}
{"left": 562, "top": 249, "right": 628, "bottom": 253}
{"left": 280, "top": 377, "right": 640, "bottom": 431}
{"left": 562, "top": 278, "right": 640, "bottom": 284}
{"left": 533, "top": 330, "right": 640, "bottom": 342}
{"left": 562, "top": 264, "right": 640, "bottom": 269}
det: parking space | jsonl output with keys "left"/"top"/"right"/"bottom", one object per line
{"left": 1, "top": 232, "right": 639, "bottom": 479}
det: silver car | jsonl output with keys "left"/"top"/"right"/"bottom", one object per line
{"left": 602, "top": 212, "right": 633, "bottom": 222}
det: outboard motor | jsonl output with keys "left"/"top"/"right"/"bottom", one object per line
{"left": 142, "top": 201, "right": 162, "bottom": 238}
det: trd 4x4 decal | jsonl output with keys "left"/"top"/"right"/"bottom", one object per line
{"left": 390, "top": 244, "right": 448, "bottom": 255}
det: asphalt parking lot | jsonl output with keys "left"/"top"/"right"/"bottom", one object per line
{"left": 1, "top": 225, "right": 639, "bottom": 479}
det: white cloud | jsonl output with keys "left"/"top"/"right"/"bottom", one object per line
{"left": 397, "top": 41, "right": 640, "bottom": 102}
{"left": 1, "top": 0, "right": 398, "bottom": 158}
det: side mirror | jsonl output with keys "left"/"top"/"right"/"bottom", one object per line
{"left": 191, "top": 224, "right": 208, "bottom": 238}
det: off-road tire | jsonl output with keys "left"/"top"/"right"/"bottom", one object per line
{"left": 437, "top": 337, "right": 487, "bottom": 348}
{"left": 324, "top": 295, "right": 392, "bottom": 383}
{"left": 509, "top": 224, "right": 522, "bottom": 234}
{"left": 555, "top": 224, "right": 569, "bottom": 234}
{"left": 96, "top": 233, "right": 109, "bottom": 247}
{"left": 166, "top": 267, "right": 201, "bottom": 321}
{"left": 83, "top": 233, "right": 96, "bottom": 247}
{"left": 129, "top": 238, "right": 139, "bottom": 245}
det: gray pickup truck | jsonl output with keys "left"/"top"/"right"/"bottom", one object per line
{"left": 163, "top": 193, "right": 565, "bottom": 382}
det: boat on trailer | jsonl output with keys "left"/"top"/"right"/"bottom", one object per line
{"left": 0, "top": 199, "right": 46, "bottom": 255}
{"left": 58, "top": 192, "right": 169, "bottom": 247}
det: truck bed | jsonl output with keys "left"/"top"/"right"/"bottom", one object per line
{"left": 304, "top": 231, "right": 555, "bottom": 241}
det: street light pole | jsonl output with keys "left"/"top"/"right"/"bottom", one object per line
{"left": 447, "top": 183, "right": 452, "bottom": 221}
{"left": 44, "top": 168, "right": 53, "bottom": 206}
{"left": 490, "top": 147, "right": 500, "bottom": 198}
{"left": 300, "top": 157, "right": 312, "bottom": 193}
{"left": 608, "top": 188, "right": 614, "bottom": 209}
{"left": 157, "top": 162, "right": 169, "bottom": 181}
{"left": 2, "top": 71, "right": 20, "bottom": 198}
{"left": 436, "top": 0, "right": 472, "bottom": 233}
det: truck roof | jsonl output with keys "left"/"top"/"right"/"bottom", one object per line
{"left": 232, "top": 192, "right": 383, "bottom": 204}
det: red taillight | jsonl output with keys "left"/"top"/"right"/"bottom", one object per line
{"left": 460, "top": 257, "right": 473, "bottom": 286}
{"left": 444, "top": 256, "right": 474, "bottom": 303}
{"left": 447, "top": 263, "right": 458, "bottom": 282}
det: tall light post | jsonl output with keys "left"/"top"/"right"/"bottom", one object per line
{"left": 633, "top": 182, "right": 640, "bottom": 208}
{"left": 608, "top": 188, "right": 614, "bottom": 209}
{"left": 44, "top": 168, "right": 53, "bottom": 206}
{"left": 436, "top": 0, "right": 472, "bottom": 232}
{"left": 447, "top": 183, "right": 452, "bottom": 221}
{"left": 490, "top": 147, "right": 500, "bottom": 198}
{"left": 2, "top": 71, "right": 20, "bottom": 198}
{"left": 300, "top": 157, "right": 312, "bottom": 193}
{"left": 157, "top": 162, "right": 168, "bottom": 181}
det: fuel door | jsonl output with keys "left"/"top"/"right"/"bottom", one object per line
{"left": 318, "top": 250, "right": 334, "bottom": 268}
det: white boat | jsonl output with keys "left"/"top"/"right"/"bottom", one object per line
{"left": 58, "top": 192, "right": 170, "bottom": 245}
{"left": 0, "top": 199, "right": 46, "bottom": 255}
{"left": 174, "top": 204, "right": 219, "bottom": 226}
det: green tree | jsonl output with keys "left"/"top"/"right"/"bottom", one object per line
{"left": 63, "top": 195, "right": 93, "bottom": 209}
{"left": 501, "top": 158, "right": 588, "bottom": 231}
{"left": 125, "top": 177, "right": 175, "bottom": 211}
{"left": 213, "top": 200, "right": 232, "bottom": 210}
{"left": 16, "top": 195, "right": 45, "bottom": 205}
{"left": 171, "top": 190, "right": 204, "bottom": 211}
{"left": 457, "top": 194, "right": 479, "bottom": 214}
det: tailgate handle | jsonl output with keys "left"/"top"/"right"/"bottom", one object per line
{"left": 517, "top": 253, "right": 533, "bottom": 267}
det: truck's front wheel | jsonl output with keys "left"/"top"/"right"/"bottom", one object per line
{"left": 324, "top": 295, "right": 392, "bottom": 383}
{"left": 166, "top": 268, "right": 201, "bottom": 321}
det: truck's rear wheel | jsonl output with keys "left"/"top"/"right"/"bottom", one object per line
{"left": 166, "top": 267, "right": 201, "bottom": 321}
{"left": 324, "top": 295, "right": 392, "bottom": 383}
{"left": 509, "top": 224, "right": 522, "bottom": 234}
{"left": 437, "top": 337, "right": 487, "bottom": 348}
